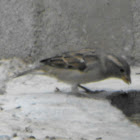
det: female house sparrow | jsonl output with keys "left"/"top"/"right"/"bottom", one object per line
{"left": 17, "top": 49, "right": 131, "bottom": 93}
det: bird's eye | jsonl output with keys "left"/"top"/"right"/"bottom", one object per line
{"left": 120, "top": 68, "right": 125, "bottom": 73}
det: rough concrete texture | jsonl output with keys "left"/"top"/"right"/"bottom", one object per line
{"left": 39, "top": 0, "right": 133, "bottom": 60}
{"left": 0, "top": 58, "right": 139, "bottom": 140}
{"left": 0, "top": 1, "right": 140, "bottom": 139}
{"left": 0, "top": 0, "right": 34, "bottom": 60}
{"left": 0, "top": 0, "right": 138, "bottom": 64}
{"left": 131, "top": 0, "right": 140, "bottom": 64}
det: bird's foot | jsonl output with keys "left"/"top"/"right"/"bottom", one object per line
{"left": 78, "top": 84, "right": 105, "bottom": 94}
{"left": 55, "top": 87, "right": 61, "bottom": 92}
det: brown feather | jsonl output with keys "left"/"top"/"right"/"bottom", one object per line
{"left": 40, "top": 49, "right": 98, "bottom": 71}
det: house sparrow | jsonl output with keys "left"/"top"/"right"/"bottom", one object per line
{"left": 16, "top": 49, "right": 131, "bottom": 93}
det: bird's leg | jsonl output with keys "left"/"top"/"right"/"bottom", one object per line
{"left": 71, "top": 84, "right": 79, "bottom": 94}
{"left": 71, "top": 84, "right": 88, "bottom": 97}
{"left": 78, "top": 84, "right": 104, "bottom": 94}
{"left": 78, "top": 84, "right": 93, "bottom": 93}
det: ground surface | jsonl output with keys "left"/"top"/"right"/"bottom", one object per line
{"left": 0, "top": 59, "right": 140, "bottom": 140}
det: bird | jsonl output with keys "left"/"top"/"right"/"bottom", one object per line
{"left": 16, "top": 49, "right": 131, "bottom": 93}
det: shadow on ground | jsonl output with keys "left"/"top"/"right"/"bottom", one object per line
{"left": 108, "top": 90, "right": 140, "bottom": 126}
{"left": 68, "top": 89, "right": 140, "bottom": 127}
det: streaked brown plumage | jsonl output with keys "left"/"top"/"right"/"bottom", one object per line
{"left": 40, "top": 49, "right": 97, "bottom": 71}
{"left": 16, "top": 49, "right": 131, "bottom": 93}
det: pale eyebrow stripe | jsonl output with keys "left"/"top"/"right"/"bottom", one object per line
{"left": 107, "top": 55, "right": 123, "bottom": 67}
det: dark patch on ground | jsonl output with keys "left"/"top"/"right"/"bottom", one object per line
{"left": 108, "top": 90, "right": 140, "bottom": 126}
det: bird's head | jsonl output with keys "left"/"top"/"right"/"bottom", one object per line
{"left": 104, "top": 54, "right": 131, "bottom": 84}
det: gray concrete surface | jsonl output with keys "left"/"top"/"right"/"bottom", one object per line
{"left": 0, "top": 0, "right": 34, "bottom": 60}
{"left": 131, "top": 0, "right": 140, "bottom": 64}
{"left": 0, "top": 58, "right": 139, "bottom": 140}
{"left": 0, "top": 0, "right": 139, "bottom": 64}
{"left": 0, "top": 1, "right": 140, "bottom": 139}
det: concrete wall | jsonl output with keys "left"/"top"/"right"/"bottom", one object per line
{"left": 0, "top": 0, "right": 139, "bottom": 65}
{"left": 132, "top": 0, "right": 140, "bottom": 64}
{"left": 0, "top": 0, "right": 34, "bottom": 60}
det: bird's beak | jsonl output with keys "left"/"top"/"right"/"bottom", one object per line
{"left": 122, "top": 75, "right": 131, "bottom": 84}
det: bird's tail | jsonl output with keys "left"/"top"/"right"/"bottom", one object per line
{"left": 15, "top": 64, "right": 43, "bottom": 78}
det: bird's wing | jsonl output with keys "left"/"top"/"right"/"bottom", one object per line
{"left": 40, "top": 49, "right": 99, "bottom": 71}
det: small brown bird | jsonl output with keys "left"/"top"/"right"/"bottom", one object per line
{"left": 16, "top": 49, "right": 131, "bottom": 93}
